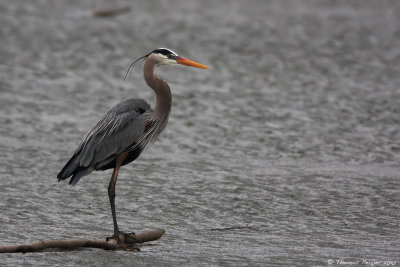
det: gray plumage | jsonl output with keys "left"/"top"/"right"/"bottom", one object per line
{"left": 57, "top": 98, "right": 151, "bottom": 185}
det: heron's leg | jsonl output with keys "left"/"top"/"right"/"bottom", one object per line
{"left": 108, "top": 152, "right": 129, "bottom": 236}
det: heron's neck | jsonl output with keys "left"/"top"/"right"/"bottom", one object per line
{"left": 143, "top": 59, "right": 172, "bottom": 121}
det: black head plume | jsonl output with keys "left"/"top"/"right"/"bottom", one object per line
{"left": 124, "top": 48, "right": 179, "bottom": 80}
{"left": 152, "top": 48, "right": 178, "bottom": 57}
{"left": 124, "top": 52, "right": 151, "bottom": 81}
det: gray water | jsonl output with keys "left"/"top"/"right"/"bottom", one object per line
{"left": 1, "top": 0, "right": 399, "bottom": 266}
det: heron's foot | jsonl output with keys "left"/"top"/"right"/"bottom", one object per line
{"left": 106, "top": 231, "right": 140, "bottom": 251}
{"left": 117, "top": 239, "right": 140, "bottom": 251}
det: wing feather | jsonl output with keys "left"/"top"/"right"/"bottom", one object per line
{"left": 58, "top": 98, "right": 150, "bottom": 181}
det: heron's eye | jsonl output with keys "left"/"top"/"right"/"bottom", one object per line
{"left": 167, "top": 54, "right": 172, "bottom": 59}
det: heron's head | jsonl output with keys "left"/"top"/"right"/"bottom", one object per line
{"left": 149, "top": 48, "right": 208, "bottom": 69}
{"left": 124, "top": 48, "right": 208, "bottom": 80}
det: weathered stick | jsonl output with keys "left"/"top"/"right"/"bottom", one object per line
{"left": 0, "top": 228, "right": 165, "bottom": 253}
{"left": 93, "top": 6, "right": 131, "bottom": 17}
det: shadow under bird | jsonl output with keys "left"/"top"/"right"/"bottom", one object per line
{"left": 57, "top": 48, "right": 208, "bottom": 246}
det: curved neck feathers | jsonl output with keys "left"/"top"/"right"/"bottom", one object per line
{"left": 143, "top": 56, "right": 172, "bottom": 122}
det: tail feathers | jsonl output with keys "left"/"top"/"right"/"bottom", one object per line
{"left": 68, "top": 167, "right": 94, "bottom": 185}
{"left": 57, "top": 155, "right": 80, "bottom": 182}
{"left": 58, "top": 153, "right": 93, "bottom": 185}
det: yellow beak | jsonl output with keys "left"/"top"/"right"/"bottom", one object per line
{"left": 176, "top": 57, "right": 209, "bottom": 69}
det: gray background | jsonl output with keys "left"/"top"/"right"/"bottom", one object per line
{"left": 1, "top": 0, "right": 399, "bottom": 266}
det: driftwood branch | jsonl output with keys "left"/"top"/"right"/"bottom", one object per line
{"left": 93, "top": 6, "right": 131, "bottom": 17}
{"left": 0, "top": 229, "right": 165, "bottom": 253}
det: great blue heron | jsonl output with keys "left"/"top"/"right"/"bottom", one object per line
{"left": 57, "top": 48, "right": 208, "bottom": 245}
